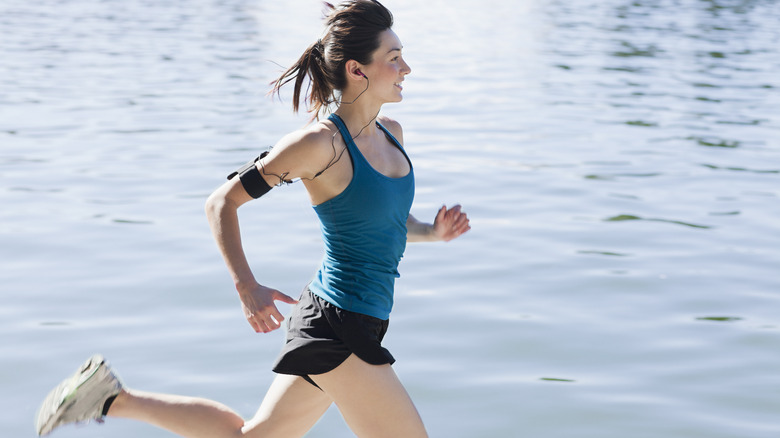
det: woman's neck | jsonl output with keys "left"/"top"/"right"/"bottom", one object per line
{"left": 334, "top": 104, "right": 382, "bottom": 138}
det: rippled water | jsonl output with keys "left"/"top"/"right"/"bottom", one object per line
{"left": 2, "top": 0, "right": 779, "bottom": 437}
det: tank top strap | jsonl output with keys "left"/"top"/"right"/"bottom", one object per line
{"left": 328, "top": 113, "right": 357, "bottom": 152}
{"left": 376, "top": 121, "right": 412, "bottom": 168}
{"left": 328, "top": 113, "right": 413, "bottom": 172}
{"left": 376, "top": 121, "right": 403, "bottom": 151}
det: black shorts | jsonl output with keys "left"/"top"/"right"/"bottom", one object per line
{"left": 272, "top": 287, "right": 395, "bottom": 387}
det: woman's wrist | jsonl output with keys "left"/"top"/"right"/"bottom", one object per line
{"left": 427, "top": 223, "right": 441, "bottom": 241}
{"left": 235, "top": 278, "right": 259, "bottom": 296}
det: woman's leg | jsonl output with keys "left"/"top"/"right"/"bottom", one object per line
{"left": 109, "top": 374, "right": 332, "bottom": 438}
{"left": 243, "top": 374, "right": 333, "bottom": 438}
{"left": 311, "top": 354, "right": 428, "bottom": 438}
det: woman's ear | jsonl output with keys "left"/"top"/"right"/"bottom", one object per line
{"left": 345, "top": 60, "right": 367, "bottom": 81}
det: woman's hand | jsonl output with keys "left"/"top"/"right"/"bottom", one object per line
{"left": 433, "top": 204, "right": 471, "bottom": 242}
{"left": 237, "top": 283, "right": 298, "bottom": 333}
{"left": 406, "top": 205, "right": 471, "bottom": 242}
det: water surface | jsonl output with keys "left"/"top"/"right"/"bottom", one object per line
{"left": 2, "top": 0, "right": 779, "bottom": 437}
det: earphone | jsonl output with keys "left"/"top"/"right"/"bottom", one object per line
{"left": 356, "top": 70, "right": 367, "bottom": 78}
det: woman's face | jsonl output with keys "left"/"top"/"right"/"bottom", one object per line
{"left": 362, "top": 29, "right": 412, "bottom": 103}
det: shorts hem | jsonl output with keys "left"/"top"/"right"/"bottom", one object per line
{"left": 271, "top": 288, "right": 395, "bottom": 377}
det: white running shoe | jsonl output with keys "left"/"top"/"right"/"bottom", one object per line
{"left": 35, "top": 354, "right": 124, "bottom": 436}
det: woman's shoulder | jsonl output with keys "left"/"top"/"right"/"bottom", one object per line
{"left": 262, "top": 120, "right": 340, "bottom": 181}
{"left": 276, "top": 120, "right": 335, "bottom": 150}
{"left": 377, "top": 115, "right": 404, "bottom": 146}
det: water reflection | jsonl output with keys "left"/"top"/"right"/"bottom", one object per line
{"left": 605, "top": 214, "right": 713, "bottom": 229}
{"left": 696, "top": 316, "right": 743, "bottom": 322}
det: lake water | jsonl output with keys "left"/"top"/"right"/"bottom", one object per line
{"left": 2, "top": 0, "right": 779, "bottom": 437}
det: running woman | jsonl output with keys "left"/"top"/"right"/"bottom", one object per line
{"left": 35, "top": 2, "right": 470, "bottom": 437}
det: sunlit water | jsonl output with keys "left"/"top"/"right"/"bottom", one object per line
{"left": 2, "top": 0, "right": 779, "bottom": 437}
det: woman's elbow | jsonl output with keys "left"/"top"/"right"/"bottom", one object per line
{"left": 205, "top": 191, "right": 228, "bottom": 220}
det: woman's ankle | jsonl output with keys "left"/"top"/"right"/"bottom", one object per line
{"left": 103, "top": 388, "right": 129, "bottom": 417}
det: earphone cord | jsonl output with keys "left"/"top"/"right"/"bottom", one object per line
{"left": 261, "top": 76, "right": 379, "bottom": 184}
{"left": 339, "top": 75, "right": 370, "bottom": 106}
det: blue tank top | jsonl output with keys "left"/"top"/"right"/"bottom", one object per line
{"left": 308, "top": 114, "right": 415, "bottom": 320}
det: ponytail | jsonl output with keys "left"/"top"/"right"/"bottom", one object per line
{"left": 270, "top": 39, "right": 335, "bottom": 119}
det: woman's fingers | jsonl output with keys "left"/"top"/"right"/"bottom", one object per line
{"left": 246, "top": 314, "right": 263, "bottom": 333}
{"left": 435, "top": 204, "right": 470, "bottom": 241}
{"left": 273, "top": 290, "right": 299, "bottom": 305}
{"left": 248, "top": 309, "right": 281, "bottom": 333}
{"left": 247, "top": 313, "right": 278, "bottom": 333}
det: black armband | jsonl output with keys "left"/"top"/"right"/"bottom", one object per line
{"left": 227, "top": 151, "right": 272, "bottom": 199}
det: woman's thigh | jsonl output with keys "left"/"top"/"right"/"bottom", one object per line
{"left": 311, "top": 354, "right": 428, "bottom": 438}
{"left": 243, "top": 374, "right": 332, "bottom": 438}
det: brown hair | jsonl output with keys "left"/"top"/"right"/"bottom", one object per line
{"left": 270, "top": 1, "right": 394, "bottom": 119}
